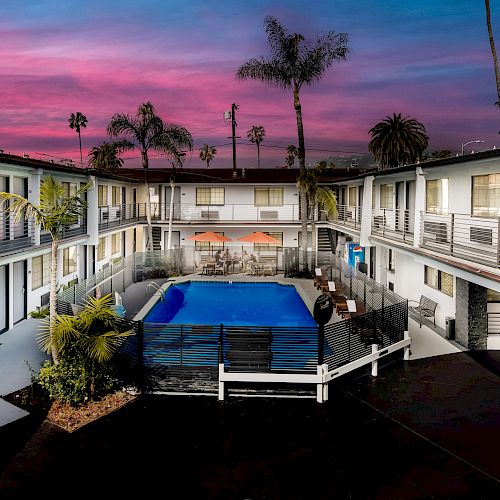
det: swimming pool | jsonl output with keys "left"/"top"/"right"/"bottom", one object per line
{"left": 144, "top": 281, "right": 316, "bottom": 327}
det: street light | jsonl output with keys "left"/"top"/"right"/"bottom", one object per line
{"left": 461, "top": 139, "right": 485, "bottom": 155}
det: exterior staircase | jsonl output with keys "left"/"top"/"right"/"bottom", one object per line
{"left": 317, "top": 227, "right": 334, "bottom": 252}
{"left": 152, "top": 227, "right": 162, "bottom": 251}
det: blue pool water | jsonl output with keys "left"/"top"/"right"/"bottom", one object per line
{"left": 144, "top": 281, "right": 316, "bottom": 327}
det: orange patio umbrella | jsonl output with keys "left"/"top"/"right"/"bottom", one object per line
{"left": 237, "top": 232, "right": 282, "bottom": 245}
{"left": 187, "top": 231, "right": 232, "bottom": 255}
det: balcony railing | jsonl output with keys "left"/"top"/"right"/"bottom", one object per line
{"left": 99, "top": 203, "right": 147, "bottom": 230}
{"left": 323, "top": 204, "right": 362, "bottom": 229}
{"left": 487, "top": 312, "right": 500, "bottom": 335}
{"left": 420, "top": 211, "right": 500, "bottom": 268}
{"left": 40, "top": 216, "right": 88, "bottom": 244}
{"left": 150, "top": 203, "right": 300, "bottom": 222}
{"left": 0, "top": 214, "right": 33, "bottom": 255}
{"left": 371, "top": 208, "right": 414, "bottom": 245}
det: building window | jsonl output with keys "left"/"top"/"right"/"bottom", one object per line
{"left": 98, "top": 185, "right": 108, "bottom": 207}
{"left": 254, "top": 188, "right": 283, "bottom": 206}
{"left": 348, "top": 187, "right": 358, "bottom": 207}
{"left": 196, "top": 187, "right": 224, "bottom": 206}
{"left": 111, "top": 233, "right": 121, "bottom": 255}
{"left": 62, "top": 182, "right": 77, "bottom": 198}
{"left": 472, "top": 174, "right": 500, "bottom": 217}
{"left": 424, "top": 265, "right": 453, "bottom": 297}
{"left": 97, "top": 237, "right": 107, "bottom": 261}
{"left": 32, "top": 253, "right": 51, "bottom": 290}
{"left": 112, "top": 186, "right": 121, "bottom": 205}
{"left": 195, "top": 231, "right": 225, "bottom": 251}
{"left": 63, "top": 246, "right": 77, "bottom": 276}
{"left": 380, "top": 184, "right": 394, "bottom": 209}
{"left": 426, "top": 179, "right": 449, "bottom": 214}
{"left": 254, "top": 232, "right": 283, "bottom": 251}
{"left": 372, "top": 185, "right": 376, "bottom": 209}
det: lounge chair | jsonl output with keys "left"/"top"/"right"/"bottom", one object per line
{"left": 314, "top": 268, "right": 328, "bottom": 290}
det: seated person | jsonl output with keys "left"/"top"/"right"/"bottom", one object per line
{"left": 214, "top": 249, "right": 222, "bottom": 264}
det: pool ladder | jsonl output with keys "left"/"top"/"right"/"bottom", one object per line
{"left": 146, "top": 281, "right": 166, "bottom": 302}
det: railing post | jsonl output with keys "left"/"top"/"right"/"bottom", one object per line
{"left": 496, "top": 218, "right": 500, "bottom": 267}
{"left": 449, "top": 213, "right": 455, "bottom": 256}
{"left": 218, "top": 323, "right": 224, "bottom": 364}
{"left": 180, "top": 325, "right": 183, "bottom": 366}
{"left": 371, "top": 344, "right": 379, "bottom": 376}
{"left": 404, "top": 331, "right": 411, "bottom": 361}
{"left": 318, "top": 325, "right": 324, "bottom": 365}
{"left": 382, "top": 209, "right": 386, "bottom": 237}
{"left": 138, "top": 320, "right": 144, "bottom": 393}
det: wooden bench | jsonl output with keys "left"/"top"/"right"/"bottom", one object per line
{"left": 409, "top": 295, "right": 438, "bottom": 328}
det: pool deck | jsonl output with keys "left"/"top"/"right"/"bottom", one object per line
{"left": 0, "top": 274, "right": 463, "bottom": 428}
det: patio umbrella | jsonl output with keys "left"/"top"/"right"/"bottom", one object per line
{"left": 237, "top": 232, "right": 282, "bottom": 269}
{"left": 187, "top": 231, "right": 232, "bottom": 256}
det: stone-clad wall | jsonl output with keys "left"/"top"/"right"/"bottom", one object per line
{"left": 455, "top": 277, "right": 487, "bottom": 350}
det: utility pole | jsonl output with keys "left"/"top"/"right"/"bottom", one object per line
{"left": 227, "top": 103, "right": 240, "bottom": 177}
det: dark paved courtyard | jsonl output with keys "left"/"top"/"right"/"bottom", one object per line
{"left": 1, "top": 352, "right": 500, "bottom": 499}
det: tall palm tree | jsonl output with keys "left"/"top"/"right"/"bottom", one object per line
{"left": 68, "top": 112, "right": 88, "bottom": 164}
{"left": 88, "top": 142, "right": 124, "bottom": 173}
{"left": 485, "top": 0, "right": 500, "bottom": 107}
{"left": 0, "top": 176, "right": 90, "bottom": 363}
{"left": 166, "top": 147, "right": 186, "bottom": 251}
{"left": 247, "top": 125, "right": 266, "bottom": 168}
{"left": 368, "top": 113, "right": 429, "bottom": 169}
{"left": 107, "top": 102, "right": 192, "bottom": 251}
{"left": 297, "top": 163, "right": 337, "bottom": 258}
{"left": 236, "top": 16, "right": 349, "bottom": 270}
{"left": 199, "top": 144, "right": 217, "bottom": 168}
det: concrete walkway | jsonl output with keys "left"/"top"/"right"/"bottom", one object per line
{"left": 0, "top": 276, "right": 466, "bottom": 428}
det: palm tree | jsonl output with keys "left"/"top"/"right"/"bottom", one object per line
{"left": 0, "top": 176, "right": 90, "bottom": 363}
{"left": 166, "top": 147, "right": 186, "bottom": 251}
{"left": 199, "top": 144, "right": 217, "bottom": 168}
{"left": 368, "top": 113, "right": 429, "bottom": 169}
{"left": 68, "top": 112, "right": 88, "bottom": 164}
{"left": 485, "top": 0, "right": 500, "bottom": 107}
{"left": 285, "top": 144, "right": 299, "bottom": 168}
{"left": 247, "top": 126, "right": 266, "bottom": 168}
{"left": 88, "top": 142, "right": 124, "bottom": 173}
{"left": 107, "top": 102, "right": 192, "bottom": 251}
{"left": 236, "top": 16, "right": 349, "bottom": 270}
{"left": 297, "top": 163, "right": 337, "bottom": 259}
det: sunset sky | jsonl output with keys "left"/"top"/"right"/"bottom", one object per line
{"left": 1, "top": 0, "right": 499, "bottom": 168}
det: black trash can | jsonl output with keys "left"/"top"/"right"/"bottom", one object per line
{"left": 445, "top": 317, "right": 455, "bottom": 340}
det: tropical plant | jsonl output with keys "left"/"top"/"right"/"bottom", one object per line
{"left": 368, "top": 113, "right": 429, "bottom": 169}
{"left": 429, "top": 149, "right": 453, "bottom": 160}
{"left": 199, "top": 144, "right": 217, "bottom": 168}
{"left": 88, "top": 142, "right": 124, "bottom": 173}
{"left": 297, "top": 163, "right": 337, "bottom": 257}
{"left": 166, "top": 147, "right": 186, "bottom": 250}
{"left": 0, "top": 176, "right": 90, "bottom": 363}
{"left": 236, "top": 16, "right": 349, "bottom": 270}
{"left": 247, "top": 126, "right": 266, "bottom": 168}
{"left": 68, "top": 112, "right": 88, "bottom": 164}
{"left": 107, "top": 102, "right": 192, "bottom": 251}
{"left": 485, "top": 0, "right": 500, "bottom": 107}
{"left": 29, "top": 307, "right": 49, "bottom": 319}
{"left": 37, "top": 294, "right": 133, "bottom": 405}
{"left": 285, "top": 145, "right": 299, "bottom": 168}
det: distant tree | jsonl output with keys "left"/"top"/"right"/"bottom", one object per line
{"left": 199, "top": 144, "right": 217, "bottom": 168}
{"left": 236, "top": 15, "right": 349, "bottom": 270}
{"left": 485, "top": 0, "right": 500, "bottom": 108}
{"left": 247, "top": 126, "right": 266, "bottom": 168}
{"left": 88, "top": 142, "right": 124, "bottom": 173}
{"left": 285, "top": 145, "right": 299, "bottom": 168}
{"left": 368, "top": 113, "right": 429, "bottom": 169}
{"left": 68, "top": 112, "right": 88, "bottom": 164}
{"left": 429, "top": 150, "right": 453, "bottom": 160}
{"left": 107, "top": 102, "right": 192, "bottom": 251}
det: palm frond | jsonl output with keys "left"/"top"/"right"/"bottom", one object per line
{"left": 315, "top": 187, "right": 337, "bottom": 218}
{"left": 37, "top": 314, "right": 80, "bottom": 354}
{"left": 78, "top": 329, "right": 134, "bottom": 364}
{"left": 107, "top": 113, "right": 139, "bottom": 141}
{"left": 236, "top": 58, "right": 292, "bottom": 89}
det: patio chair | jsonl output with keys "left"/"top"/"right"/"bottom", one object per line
{"left": 314, "top": 268, "right": 328, "bottom": 290}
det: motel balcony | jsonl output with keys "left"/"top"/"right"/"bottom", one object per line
{"left": 420, "top": 211, "right": 500, "bottom": 268}
{"left": 0, "top": 215, "right": 34, "bottom": 256}
{"left": 371, "top": 208, "right": 415, "bottom": 245}
{"left": 321, "top": 204, "right": 362, "bottom": 230}
{"left": 150, "top": 202, "right": 300, "bottom": 223}
{"left": 98, "top": 203, "right": 148, "bottom": 230}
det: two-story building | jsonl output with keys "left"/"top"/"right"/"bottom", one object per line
{"left": 321, "top": 149, "right": 500, "bottom": 351}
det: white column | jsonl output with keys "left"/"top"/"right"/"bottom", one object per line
{"left": 371, "top": 344, "right": 379, "bottom": 376}
{"left": 8, "top": 262, "right": 14, "bottom": 330}
{"left": 359, "top": 176, "right": 374, "bottom": 247}
{"left": 413, "top": 167, "right": 426, "bottom": 248}
{"left": 87, "top": 176, "right": 98, "bottom": 246}
{"left": 316, "top": 364, "right": 325, "bottom": 403}
{"left": 404, "top": 330, "right": 411, "bottom": 360}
